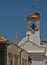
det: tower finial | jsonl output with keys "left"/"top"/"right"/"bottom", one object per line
{"left": 15, "top": 32, "right": 18, "bottom": 45}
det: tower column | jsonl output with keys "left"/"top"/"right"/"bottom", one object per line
{"left": 36, "top": 19, "right": 40, "bottom": 31}
{"left": 13, "top": 55, "right": 15, "bottom": 65}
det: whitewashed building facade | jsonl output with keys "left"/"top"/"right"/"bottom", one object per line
{"left": 18, "top": 12, "right": 47, "bottom": 65}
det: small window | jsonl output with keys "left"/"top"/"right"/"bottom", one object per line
{"left": 30, "top": 21, "right": 36, "bottom": 31}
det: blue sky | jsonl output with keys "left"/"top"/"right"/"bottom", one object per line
{"left": 0, "top": 0, "right": 47, "bottom": 42}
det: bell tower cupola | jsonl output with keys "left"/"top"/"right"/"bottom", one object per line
{"left": 27, "top": 12, "right": 40, "bottom": 33}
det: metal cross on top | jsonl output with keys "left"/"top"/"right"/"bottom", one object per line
{"left": 27, "top": 34, "right": 30, "bottom": 40}
{"left": 30, "top": 23, "right": 36, "bottom": 30}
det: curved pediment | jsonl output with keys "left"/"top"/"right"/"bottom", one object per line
{"left": 19, "top": 40, "right": 45, "bottom": 53}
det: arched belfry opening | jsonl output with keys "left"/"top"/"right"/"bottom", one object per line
{"left": 27, "top": 12, "right": 40, "bottom": 33}
{"left": 30, "top": 21, "right": 36, "bottom": 31}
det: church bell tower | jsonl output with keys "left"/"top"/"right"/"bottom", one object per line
{"left": 27, "top": 12, "right": 40, "bottom": 33}
{"left": 26, "top": 12, "right": 41, "bottom": 45}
